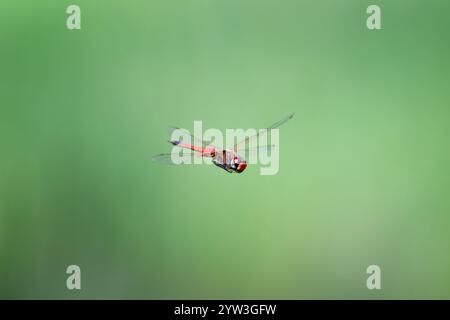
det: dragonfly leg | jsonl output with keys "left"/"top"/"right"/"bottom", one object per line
{"left": 212, "top": 160, "right": 233, "bottom": 173}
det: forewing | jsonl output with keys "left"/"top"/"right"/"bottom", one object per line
{"left": 168, "top": 127, "right": 211, "bottom": 148}
{"left": 240, "top": 144, "right": 275, "bottom": 155}
{"left": 234, "top": 113, "right": 294, "bottom": 151}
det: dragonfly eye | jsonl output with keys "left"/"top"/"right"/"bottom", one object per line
{"left": 236, "top": 162, "right": 247, "bottom": 173}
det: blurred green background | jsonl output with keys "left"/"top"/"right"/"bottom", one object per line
{"left": 1, "top": 0, "right": 450, "bottom": 299}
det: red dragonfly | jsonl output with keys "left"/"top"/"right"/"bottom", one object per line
{"left": 153, "top": 113, "right": 294, "bottom": 173}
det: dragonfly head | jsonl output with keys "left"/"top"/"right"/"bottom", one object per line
{"left": 235, "top": 160, "right": 247, "bottom": 173}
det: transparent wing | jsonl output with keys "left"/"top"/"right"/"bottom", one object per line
{"left": 233, "top": 113, "right": 294, "bottom": 151}
{"left": 152, "top": 152, "right": 201, "bottom": 165}
{"left": 237, "top": 144, "right": 275, "bottom": 156}
{"left": 266, "top": 113, "right": 295, "bottom": 130}
{"left": 168, "top": 127, "right": 211, "bottom": 148}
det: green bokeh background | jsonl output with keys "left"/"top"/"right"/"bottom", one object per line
{"left": 1, "top": 0, "right": 450, "bottom": 299}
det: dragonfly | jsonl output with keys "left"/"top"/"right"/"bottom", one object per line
{"left": 152, "top": 113, "right": 294, "bottom": 173}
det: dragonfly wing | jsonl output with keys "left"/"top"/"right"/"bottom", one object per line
{"left": 152, "top": 152, "right": 202, "bottom": 165}
{"left": 266, "top": 112, "right": 295, "bottom": 130}
{"left": 168, "top": 127, "right": 211, "bottom": 148}
{"left": 237, "top": 144, "right": 275, "bottom": 156}
{"left": 233, "top": 113, "right": 294, "bottom": 151}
